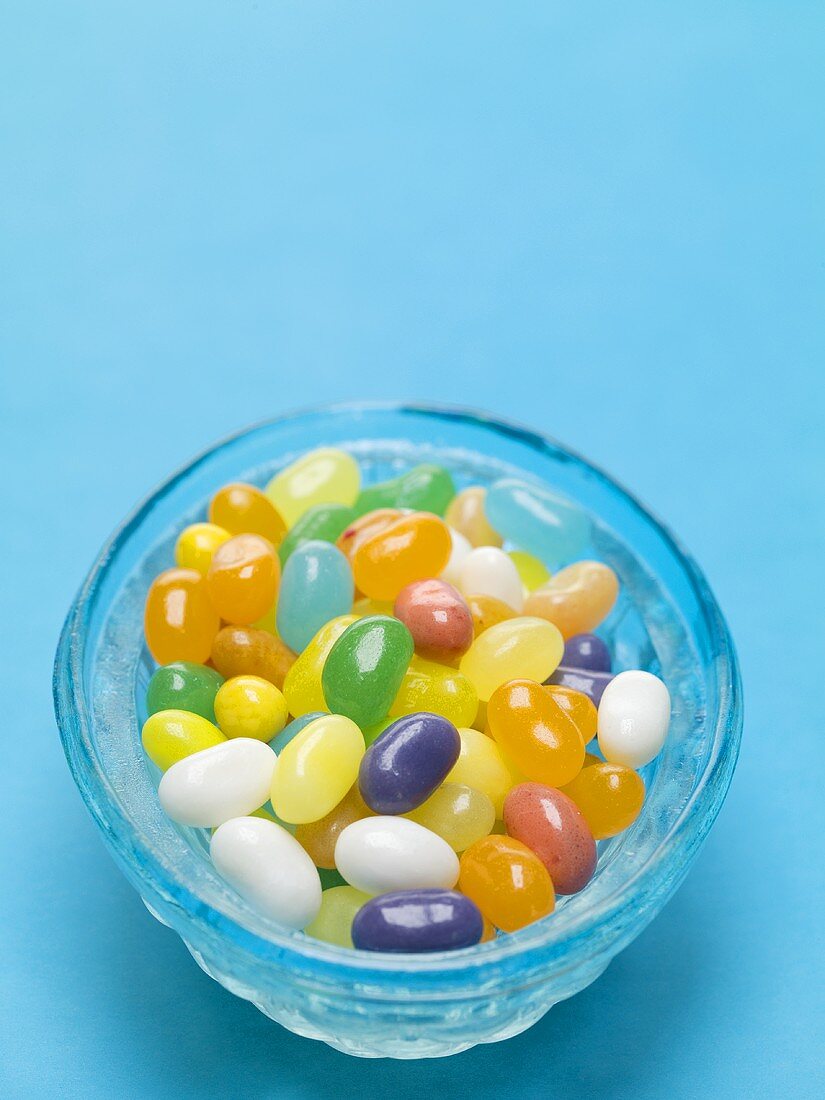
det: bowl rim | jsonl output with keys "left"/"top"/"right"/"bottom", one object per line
{"left": 53, "top": 400, "right": 743, "bottom": 981}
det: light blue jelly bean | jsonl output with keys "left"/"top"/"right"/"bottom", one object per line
{"left": 269, "top": 711, "right": 326, "bottom": 753}
{"left": 276, "top": 539, "right": 354, "bottom": 653}
{"left": 485, "top": 478, "right": 590, "bottom": 566}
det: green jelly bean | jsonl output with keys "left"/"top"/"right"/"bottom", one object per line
{"left": 361, "top": 715, "right": 395, "bottom": 748}
{"left": 321, "top": 615, "right": 414, "bottom": 728}
{"left": 318, "top": 867, "right": 348, "bottom": 890}
{"left": 305, "top": 885, "right": 371, "bottom": 947}
{"left": 146, "top": 662, "right": 224, "bottom": 721}
{"left": 353, "top": 464, "right": 456, "bottom": 518}
{"left": 278, "top": 503, "right": 356, "bottom": 564}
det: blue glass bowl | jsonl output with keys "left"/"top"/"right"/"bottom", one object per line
{"left": 53, "top": 403, "right": 742, "bottom": 1059}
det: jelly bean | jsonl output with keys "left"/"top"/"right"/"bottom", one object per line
{"left": 266, "top": 448, "right": 360, "bottom": 527}
{"left": 467, "top": 593, "right": 518, "bottom": 637}
{"left": 480, "top": 915, "right": 497, "bottom": 942}
{"left": 485, "top": 478, "right": 590, "bottom": 566}
{"left": 211, "top": 625, "right": 296, "bottom": 689}
{"left": 446, "top": 727, "right": 515, "bottom": 816}
{"left": 561, "top": 761, "right": 645, "bottom": 839}
{"left": 271, "top": 714, "right": 365, "bottom": 825}
{"left": 525, "top": 561, "right": 619, "bottom": 638}
{"left": 503, "top": 783, "right": 597, "bottom": 895}
{"left": 389, "top": 655, "right": 478, "bottom": 728}
{"left": 321, "top": 615, "right": 414, "bottom": 728}
{"left": 295, "top": 784, "right": 373, "bottom": 869}
{"left": 393, "top": 579, "right": 473, "bottom": 663}
{"left": 440, "top": 527, "right": 472, "bottom": 587}
{"left": 458, "top": 835, "right": 555, "bottom": 932}
{"left": 209, "top": 482, "right": 287, "bottom": 546}
{"left": 563, "top": 632, "right": 612, "bottom": 673}
{"left": 445, "top": 486, "right": 502, "bottom": 548}
{"left": 487, "top": 679, "right": 585, "bottom": 787}
{"left": 353, "top": 464, "right": 455, "bottom": 518}
{"left": 405, "top": 783, "right": 495, "bottom": 852}
{"left": 335, "top": 816, "right": 459, "bottom": 895}
{"left": 269, "top": 711, "right": 325, "bottom": 753}
{"left": 283, "top": 614, "right": 357, "bottom": 716}
{"left": 146, "top": 661, "right": 224, "bottom": 722}
{"left": 352, "top": 889, "right": 483, "bottom": 953}
{"left": 352, "top": 512, "right": 452, "bottom": 601}
{"left": 337, "top": 509, "right": 402, "bottom": 564}
{"left": 207, "top": 533, "right": 280, "bottom": 625}
{"left": 359, "top": 712, "right": 461, "bottom": 814}
{"left": 278, "top": 503, "right": 355, "bottom": 564}
{"left": 175, "top": 523, "right": 231, "bottom": 576}
{"left": 214, "top": 675, "right": 289, "bottom": 741}
{"left": 458, "top": 547, "right": 524, "bottom": 612}
{"left": 597, "top": 670, "right": 670, "bottom": 767}
{"left": 318, "top": 867, "right": 348, "bottom": 890}
{"left": 351, "top": 596, "right": 395, "bottom": 617}
{"left": 158, "top": 738, "right": 277, "bottom": 826}
{"left": 304, "top": 885, "right": 371, "bottom": 947}
{"left": 460, "top": 617, "right": 564, "bottom": 703}
{"left": 141, "top": 709, "right": 226, "bottom": 771}
{"left": 276, "top": 540, "right": 354, "bottom": 653}
{"left": 546, "top": 665, "right": 614, "bottom": 707}
{"left": 144, "top": 568, "right": 220, "bottom": 665}
{"left": 211, "top": 817, "right": 321, "bottom": 929}
{"left": 508, "top": 550, "right": 551, "bottom": 593}
{"left": 361, "top": 715, "right": 395, "bottom": 747}
{"left": 544, "top": 685, "right": 598, "bottom": 743}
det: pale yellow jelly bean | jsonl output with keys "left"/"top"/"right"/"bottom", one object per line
{"left": 445, "top": 486, "right": 503, "bottom": 548}
{"left": 174, "top": 522, "right": 231, "bottom": 576}
{"left": 525, "top": 561, "right": 619, "bottom": 638}
{"left": 352, "top": 596, "right": 395, "bottom": 618}
{"left": 304, "top": 885, "right": 371, "bottom": 948}
{"left": 459, "top": 617, "right": 564, "bottom": 703}
{"left": 271, "top": 713, "right": 365, "bottom": 824}
{"left": 265, "top": 448, "right": 360, "bottom": 527}
{"left": 405, "top": 783, "right": 496, "bottom": 852}
{"left": 141, "top": 709, "right": 226, "bottom": 771}
{"left": 446, "top": 728, "right": 515, "bottom": 816}
{"left": 214, "top": 675, "right": 289, "bottom": 741}
{"left": 508, "top": 550, "right": 551, "bottom": 592}
{"left": 389, "top": 655, "right": 478, "bottom": 728}
{"left": 283, "top": 614, "right": 358, "bottom": 716}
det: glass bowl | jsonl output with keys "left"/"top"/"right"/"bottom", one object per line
{"left": 53, "top": 402, "right": 742, "bottom": 1059}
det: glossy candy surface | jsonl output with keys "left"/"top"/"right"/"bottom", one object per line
{"left": 207, "top": 533, "right": 280, "bottom": 625}
{"left": 211, "top": 625, "right": 296, "bottom": 689}
{"left": 337, "top": 509, "right": 401, "bottom": 564}
{"left": 526, "top": 561, "right": 619, "bottom": 638}
{"left": 389, "top": 655, "right": 478, "bottom": 728}
{"left": 508, "top": 550, "right": 551, "bottom": 592}
{"left": 146, "top": 661, "right": 224, "bottom": 722}
{"left": 352, "top": 512, "right": 452, "bottom": 601}
{"left": 458, "top": 835, "right": 555, "bottom": 932}
{"left": 544, "top": 685, "right": 598, "bottom": 743}
{"left": 352, "top": 889, "right": 484, "bottom": 952}
{"left": 503, "top": 783, "right": 597, "bottom": 894}
{"left": 446, "top": 727, "right": 515, "bottom": 816}
{"left": 269, "top": 711, "right": 325, "bottom": 753}
{"left": 460, "top": 617, "right": 564, "bottom": 703}
{"left": 144, "top": 568, "right": 220, "bottom": 665}
{"left": 405, "top": 783, "right": 495, "bottom": 852}
{"left": 304, "top": 885, "right": 371, "bottom": 947}
{"left": 354, "top": 463, "right": 455, "bottom": 518}
{"left": 158, "top": 738, "right": 277, "bottom": 826}
{"left": 295, "top": 784, "right": 373, "bottom": 869}
{"left": 563, "top": 633, "right": 612, "bottom": 673}
{"left": 335, "top": 816, "right": 460, "bottom": 895}
{"left": 487, "top": 679, "right": 585, "bottom": 787}
{"left": 393, "top": 579, "right": 473, "bottom": 662}
{"left": 561, "top": 761, "right": 645, "bottom": 839}
{"left": 278, "top": 503, "right": 355, "bottom": 564}
{"left": 175, "top": 523, "right": 231, "bottom": 575}
{"left": 321, "top": 615, "right": 414, "bottom": 728}
{"left": 458, "top": 547, "right": 524, "bottom": 612}
{"left": 214, "top": 675, "right": 289, "bottom": 741}
{"left": 597, "top": 670, "right": 671, "bottom": 767}
{"left": 485, "top": 478, "right": 590, "bottom": 566}
{"left": 546, "top": 665, "right": 614, "bottom": 706}
{"left": 467, "top": 593, "right": 517, "bottom": 637}
{"left": 445, "top": 486, "right": 502, "bottom": 547}
{"left": 276, "top": 540, "right": 354, "bottom": 653}
{"left": 271, "top": 714, "right": 365, "bottom": 824}
{"left": 141, "top": 709, "right": 226, "bottom": 771}
{"left": 209, "top": 482, "right": 287, "bottom": 545}
{"left": 265, "top": 447, "right": 360, "bottom": 526}
{"left": 358, "top": 712, "right": 461, "bottom": 814}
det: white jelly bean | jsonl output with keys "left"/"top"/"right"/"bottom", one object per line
{"left": 335, "top": 816, "right": 460, "bottom": 895}
{"left": 440, "top": 527, "right": 472, "bottom": 587}
{"left": 458, "top": 546, "right": 524, "bottom": 612}
{"left": 597, "top": 670, "right": 671, "bottom": 768}
{"left": 158, "top": 738, "right": 277, "bottom": 827}
{"left": 211, "top": 816, "right": 321, "bottom": 928}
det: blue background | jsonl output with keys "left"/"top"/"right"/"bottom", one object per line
{"left": 2, "top": 2, "right": 823, "bottom": 1096}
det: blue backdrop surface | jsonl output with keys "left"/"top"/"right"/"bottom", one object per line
{"left": 1, "top": 3, "right": 823, "bottom": 1097}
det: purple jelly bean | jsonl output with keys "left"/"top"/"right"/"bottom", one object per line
{"left": 358, "top": 711, "right": 460, "bottom": 814}
{"left": 351, "top": 889, "right": 484, "bottom": 952}
{"left": 546, "top": 665, "right": 614, "bottom": 706}
{"left": 562, "top": 633, "right": 612, "bottom": 673}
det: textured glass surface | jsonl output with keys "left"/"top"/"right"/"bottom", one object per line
{"left": 53, "top": 403, "right": 742, "bottom": 1058}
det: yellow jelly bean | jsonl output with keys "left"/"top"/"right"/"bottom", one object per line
{"left": 351, "top": 596, "right": 395, "bottom": 618}
{"left": 390, "top": 655, "right": 478, "bottom": 728}
{"left": 283, "top": 614, "right": 358, "bottom": 717}
{"left": 508, "top": 550, "right": 551, "bottom": 592}
{"left": 405, "top": 783, "right": 495, "bottom": 851}
{"left": 265, "top": 448, "right": 361, "bottom": 527}
{"left": 446, "top": 727, "right": 515, "bottom": 816}
{"left": 271, "top": 713, "right": 365, "bottom": 824}
{"left": 214, "top": 675, "right": 289, "bottom": 741}
{"left": 304, "top": 885, "right": 371, "bottom": 948}
{"left": 175, "top": 522, "right": 232, "bottom": 576}
{"left": 459, "top": 616, "right": 564, "bottom": 703}
{"left": 141, "top": 709, "right": 226, "bottom": 771}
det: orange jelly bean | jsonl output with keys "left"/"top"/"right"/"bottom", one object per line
{"left": 467, "top": 593, "right": 517, "bottom": 637}
{"left": 209, "top": 482, "right": 287, "bottom": 546}
{"left": 294, "top": 784, "right": 373, "bottom": 869}
{"left": 210, "top": 625, "right": 296, "bottom": 689}
{"left": 445, "top": 486, "right": 503, "bottom": 548}
{"left": 144, "top": 568, "right": 220, "bottom": 665}
{"left": 544, "top": 685, "right": 598, "bottom": 743}
{"left": 525, "top": 561, "right": 619, "bottom": 638}
{"left": 352, "top": 512, "right": 452, "bottom": 601}
{"left": 487, "top": 679, "right": 585, "bottom": 787}
{"left": 458, "top": 835, "right": 554, "bottom": 932}
{"left": 561, "top": 761, "right": 645, "bottom": 839}
{"left": 337, "top": 509, "right": 402, "bottom": 564}
{"left": 207, "top": 533, "right": 280, "bottom": 624}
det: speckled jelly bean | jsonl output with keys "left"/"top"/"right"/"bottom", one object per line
{"left": 352, "top": 512, "right": 452, "bottom": 601}
{"left": 175, "top": 522, "right": 231, "bottom": 576}
{"left": 209, "top": 482, "right": 287, "bottom": 546}
{"left": 525, "top": 561, "right": 619, "bottom": 638}
{"left": 485, "top": 478, "right": 590, "bottom": 566}
{"left": 546, "top": 665, "right": 614, "bottom": 706}
{"left": 207, "top": 533, "right": 280, "bottom": 625}
{"left": 458, "top": 835, "right": 555, "bottom": 932}
{"left": 544, "top": 684, "right": 598, "bottom": 743}
{"left": 446, "top": 727, "right": 515, "bottom": 817}
{"left": 445, "top": 486, "right": 502, "bottom": 547}
{"left": 353, "top": 463, "right": 455, "bottom": 518}
{"left": 211, "top": 625, "right": 296, "bottom": 689}
{"left": 440, "top": 527, "right": 473, "bottom": 587}
{"left": 214, "top": 675, "right": 289, "bottom": 741}
{"left": 561, "top": 761, "right": 645, "bottom": 839}
{"left": 295, "top": 784, "right": 373, "bottom": 869}
{"left": 458, "top": 546, "right": 524, "bottom": 612}
{"left": 282, "top": 614, "right": 357, "bottom": 716}
{"left": 405, "top": 783, "right": 495, "bottom": 852}
{"left": 508, "top": 550, "right": 551, "bottom": 592}
{"left": 352, "top": 889, "right": 483, "bottom": 952}
{"left": 276, "top": 540, "right": 354, "bottom": 653}
{"left": 141, "top": 709, "right": 227, "bottom": 771}
{"left": 460, "top": 617, "right": 564, "bottom": 703}
{"left": 278, "top": 503, "right": 355, "bottom": 564}
{"left": 389, "top": 655, "right": 478, "bottom": 728}
{"left": 304, "top": 884, "right": 371, "bottom": 947}
{"left": 358, "top": 712, "right": 461, "bottom": 814}
{"left": 335, "top": 816, "right": 460, "bottom": 895}
{"left": 503, "top": 783, "right": 597, "bottom": 894}
{"left": 159, "top": 738, "right": 277, "bottom": 826}
{"left": 265, "top": 447, "right": 361, "bottom": 527}
{"left": 393, "top": 579, "right": 474, "bottom": 662}
{"left": 144, "top": 568, "right": 220, "bottom": 665}
{"left": 563, "top": 632, "right": 612, "bottom": 673}
{"left": 271, "top": 714, "right": 365, "bottom": 825}
{"left": 597, "top": 670, "right": 670, "bottom": 767}
{"left": 322, "top": 615, "right": 414, "bottom": 728}
{"left": 269, "top": 711, "right": 326, "bottom": 753}
{"left": 146, "top": 661, "right": 225, "bottom": 722}
{"left": 467, "top": 593, "right": 518, "bottom": 637}
{"left": 487, "top": 678, "right": 585, "bottom": 787}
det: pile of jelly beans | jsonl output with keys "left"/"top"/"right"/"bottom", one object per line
{"left": 142, "top": 448, "right": 671, "bottom": 953}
